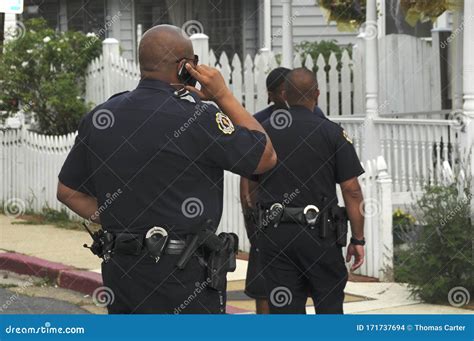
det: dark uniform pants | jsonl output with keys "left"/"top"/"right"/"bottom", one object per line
{"left": 101, "top": 253, "right": 225, "bottom": 314}
{"left": 260, "top": 222, "right": 348, "bottom": 314}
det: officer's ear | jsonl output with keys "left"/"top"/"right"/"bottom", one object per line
{"left": 267, "top": 90, "right": 273, "bottom": 104}
{"left": 281, "top": 89, "right": 288, "bottom": 102}
{"left": 315, "top": 88, "right": 320, "bottom": 105}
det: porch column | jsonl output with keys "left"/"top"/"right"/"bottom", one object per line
{"left": 281, "top": 0, "right": 293, "bottom": 68}
{"left": 451, "top": 6, "right": 463, "bottom": 110}
{"left": 362, "top": 0, "right": 381, "bottom": 161}
{"left": 462, "top": 0, "right": 474, "bottom": 218}
{"left": 262, "top": 0, "right": 272, "bottom": 50}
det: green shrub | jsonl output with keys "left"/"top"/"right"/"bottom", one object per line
{"left": 394, "top": 183, "right": 473, "bottom": 304}
{"left": 0, "top": 18, "right": 101, "bottom": 134}
{"left": 295, "top": 40, "right": 352, "bottom": 72}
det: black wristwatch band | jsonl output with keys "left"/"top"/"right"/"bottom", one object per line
{"left": 350, "top": 237, "right": 366, "bottom": 246}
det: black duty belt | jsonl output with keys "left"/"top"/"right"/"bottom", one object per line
{"left": 105, "top": 231, "right": 187, "bottom": 257}
{"left": 261, "top": 203, "right": 322, "bottom": 228}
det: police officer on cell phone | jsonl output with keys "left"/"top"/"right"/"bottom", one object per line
{"left": 253, "top": 68, "right": 366, "bottom": 314}
{"left": 240, "top": 67, "right": 327, "bottom": 314}
{"left": 56, "top": 24, "right": 276, "bottom": 314}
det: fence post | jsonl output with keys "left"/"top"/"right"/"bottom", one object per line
{"left": 190, "top": 33, "right": 209, "bottom": 66}
{"left": 102, "top": 38, "right": 120, "bottom": 100}
{"left": 362, "top": 0, "right": 381, "bottom": 161}
{"left": 376, "top": 156, "right": 393, "bottom": 281}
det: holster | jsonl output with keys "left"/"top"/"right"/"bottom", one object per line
{"left": 206, "top": 232, "right": 239, "bottom": 291}
{"left": 332, "top": 206, "right": 349, "bottom": 247}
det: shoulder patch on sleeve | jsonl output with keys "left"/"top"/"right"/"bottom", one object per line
{"left": 342, "top": 130, "right": 353, "bottom": 144}
{"left": 215, "top": 112, "right": 235, "bottom": 135}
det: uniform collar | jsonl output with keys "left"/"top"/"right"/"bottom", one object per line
{"left": 289, "top": 105, "right": 316, "bottom": 119}
{"left": 137, "top": 78, "right": 175, "bottom": 92}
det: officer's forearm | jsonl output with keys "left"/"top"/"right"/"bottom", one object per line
{"left": 57, "top": 182, "right": 100, "bottom": 223}
{"left": 215, "top": 94, "right": 277, "bottom": 173}
{"left": 340, "top": 178, "right": 364, "bottom": 239}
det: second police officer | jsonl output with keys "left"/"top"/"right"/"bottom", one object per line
{"left": 249, "top": 68, "right": 366, "bottom": 314}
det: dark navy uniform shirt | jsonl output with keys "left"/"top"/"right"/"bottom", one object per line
{"left": 254, "top": 104, "right": 326, "bottom": 123}
{"left": 59, "top": 79, "right": 266, "bottom": 235}
{"left": 255, "top": 105, "right": 364, "bottom": 208}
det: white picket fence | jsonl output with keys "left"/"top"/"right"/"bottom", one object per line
{"left": 0, "top": 129, "right": 76, "bottom": 213}
{"left": 85, "top": 37, "right": 365, "bottom": 116}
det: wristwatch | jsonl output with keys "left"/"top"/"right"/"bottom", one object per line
{"left": 350, "top": 237, "right": 366, "bottom": 246}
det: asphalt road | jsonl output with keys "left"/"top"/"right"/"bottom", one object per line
{"left": 0, "top": 288, "right": 89, "bottom": 314}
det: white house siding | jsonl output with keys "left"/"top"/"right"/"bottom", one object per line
{"left": 242, "top": 0, "right": 261, "bottom": 56}
{"left": 115, "top": 0, "right": 135, "bottom": 61}
{"left": 270, "top": 0, "right": 358, "bottom": 53}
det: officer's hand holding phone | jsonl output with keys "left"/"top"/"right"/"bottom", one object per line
{"left": 183, "top": 63, "right": 232, "bottom": 102}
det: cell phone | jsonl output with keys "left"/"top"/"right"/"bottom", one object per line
{"left": 178, "top": 62, "right": 197, "bottom": 87}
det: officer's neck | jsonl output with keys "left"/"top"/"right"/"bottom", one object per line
{"left": 289, "top": 101, "right": 316, "bottom": 113}
{"left": 140, "top": 72, "right": 177, "bottom": 85}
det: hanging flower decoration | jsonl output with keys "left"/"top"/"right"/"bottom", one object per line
{"left": 318, "top": 0, "right": 367, "bottom": 31}
{"left": 318, "top": 0, "right": 460, "bottom": 31}
{"left": 400, "top": 0, "right": 460, "bottom": 27}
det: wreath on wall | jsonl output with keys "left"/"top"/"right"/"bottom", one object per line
{"left": 318, "top": 0, "right": 460, "bottom": 31}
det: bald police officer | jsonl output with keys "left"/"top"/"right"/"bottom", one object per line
{"left": 254, "top": 68, "right": 366, "bottom": 314}
{"left": 57, "top": 25, "right": 276, "bottom": 314}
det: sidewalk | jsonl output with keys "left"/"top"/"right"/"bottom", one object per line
{"left": 0, "top": 214, "right": 471, "bottom": 314}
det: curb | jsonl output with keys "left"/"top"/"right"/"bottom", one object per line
{"left": 0, "top": 252, "right": 102, "bottom": 295}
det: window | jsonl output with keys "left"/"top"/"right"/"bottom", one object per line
{"left": 134, "top": 0, "right": 243, "bottom": 57}
{"left": 23, "top": 0, "right": 60, "bottom": 29}
{"left": 66, "top": 0, "right": 106, "bottom": 34}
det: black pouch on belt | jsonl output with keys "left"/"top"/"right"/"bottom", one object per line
{"left": 114, "top": 233, "right": 143, "bottom": 255}
{"left": 333, "top": 206, "right": 349, "bottom": 247}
